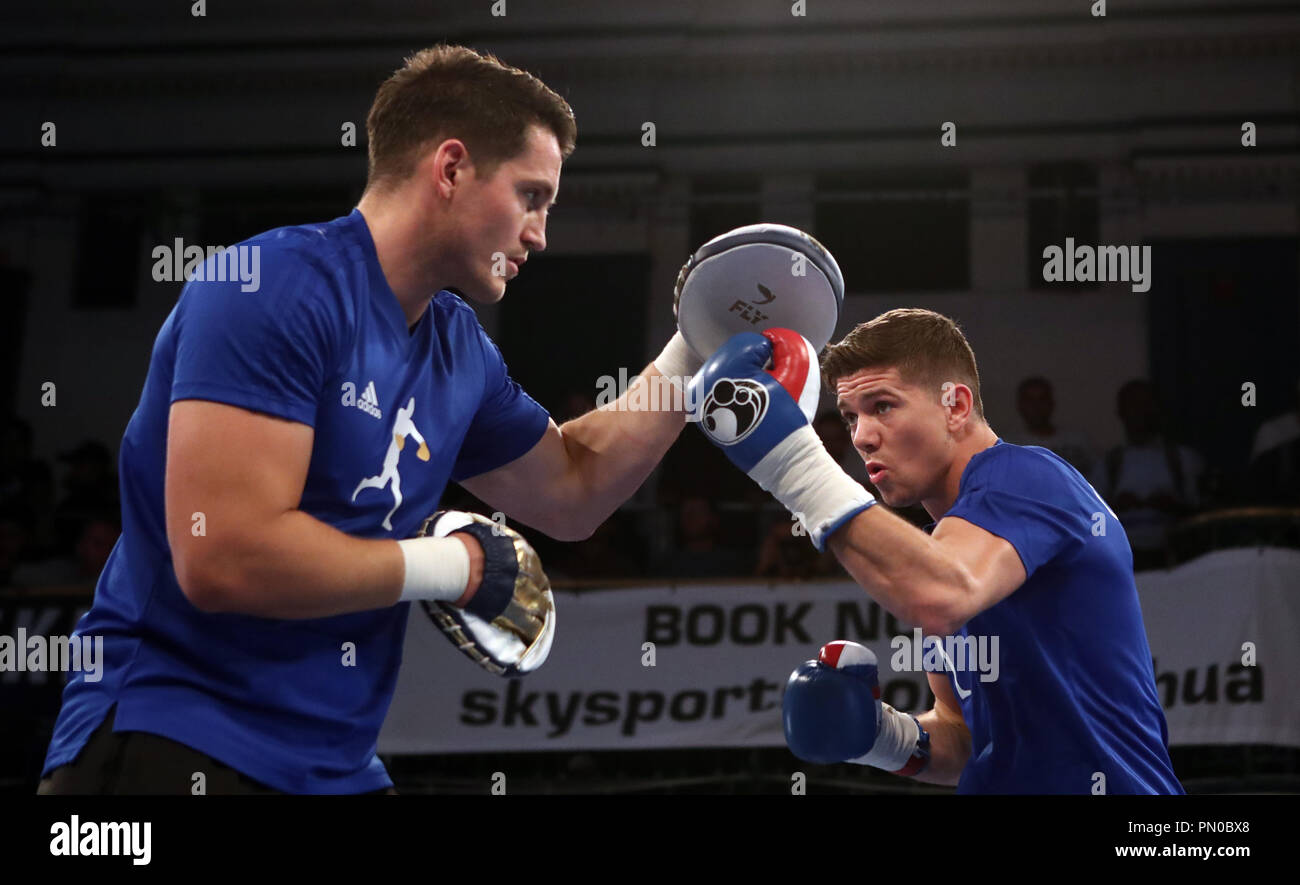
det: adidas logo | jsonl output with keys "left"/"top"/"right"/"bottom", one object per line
{"left": 356, "top": 382, "right": 379, "bottom": 418}
{"left": 339, "top": 380, "right": 384, "bottom": 419}
{"left": 357, "top": 381, "right": 382, "bottom": 419}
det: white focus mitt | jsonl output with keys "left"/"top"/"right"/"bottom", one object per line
{"left": 673, "top": 223, "right": 844, "bottom": 358}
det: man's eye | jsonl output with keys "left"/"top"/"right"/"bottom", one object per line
{"left": 875, "top": 402, "right": 892, "bottom": 414}
{"left": 841, "top": 415, "right": 856, "bottom": 429}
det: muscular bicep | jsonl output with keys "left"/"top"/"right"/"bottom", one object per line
{"left": 931, "top": 516, "right": 1027, "bottom": 626}
{"left": 919, "top": 669, "right": 973, "bottom": 786}
{"left": 927, "top": 670, "right": 966, "bottom": 726}
{"left": 165, "top": 400, "right": 314, "bottom": 604}
{"left": 458, "top": 419, "right": 585, "bottom": 540}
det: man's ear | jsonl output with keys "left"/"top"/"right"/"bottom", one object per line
{"left": 941, "top": 381, "right": 976, "bottom": 428}
{"left": 431, "top": 139, "right": 471, "bottom": 198}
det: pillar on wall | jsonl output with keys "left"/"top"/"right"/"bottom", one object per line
{"left": 760, "top": 173, "right": 814, "bottom": 235}
{"left": 645, "top": 175, "right": 691, "bottom": 360}
{"left": 970, "top": 166, "right": 1027, "bottom": 293}
{"left": 1098, "top": 162, "right": 1141, "bottom": 258}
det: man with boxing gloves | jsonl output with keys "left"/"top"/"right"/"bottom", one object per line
{"left": 690, "top": 310, "right": 1181, "bottom": 794}
{"left": 39, "top": 45, "right": 703, "bottom": 794}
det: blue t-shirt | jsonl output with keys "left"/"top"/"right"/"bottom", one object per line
{"left": 937, "top": 440, "right": 1183, "bottom": 794}
{"left": 42, "top": 210, "right": 550, "bottom": 793}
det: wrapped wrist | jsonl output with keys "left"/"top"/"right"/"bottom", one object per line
{"left": 396, "top": 536, "right": 471, "bottom": 603}
{"left": 853, "top": 703, "right": 932, "bottom": 775}
{"left": 652, "top": 331, "right": 704, "bottom": 393}
{"left": 747, "top": 425, "right": 875, "bottom": 550}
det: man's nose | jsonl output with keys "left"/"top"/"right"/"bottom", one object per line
{"left": 853, "top": 421, "right": 879, "bottom": 453}
{"left": 523, "top": 217, "right": 547, "bottom": 253}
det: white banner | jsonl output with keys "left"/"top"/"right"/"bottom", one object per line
{"left": 1136, "top": 547, "right": 1300, "bottom": 748}
{"left": 379, "top": 547, "right": 1300, "bottom": 754}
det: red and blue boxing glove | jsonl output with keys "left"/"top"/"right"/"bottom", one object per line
{"left": 783, "top": 640, "right": 931, "bottom": 775}
{"left": 688, "top": 328, "right": 875, "bottom": 550}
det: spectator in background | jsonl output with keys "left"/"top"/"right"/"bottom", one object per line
{"left": 0, "top": 504, "right": 33, "bottom": 587}
{"left": 661, "top": 495, "right": 749, "bottom": 579}
{"left": 657, "top": 425, "right": 761, "bottom": 510}
{"left": 10, "top": 510, "right": 120, "bottom": 590}
{"left": 754, "top": 516, "right": 837, "bottom": 581}
{"left": 1006, "top": 376, "right": 1100, "bottom": 482}
{"left": 50, "top": 440, "right": 119, "bottom": 558}
{"left": 0, "top": 413, "right": 55, "bottom": 559}
{"left": 1246, "top": 378, "right": 1300, "bottom": 506}
{"left": 1103, "top": 379, "right": 1205, "bottom": 570}
{"left": 547, "top": 510, "right": 644, "bottom": 581}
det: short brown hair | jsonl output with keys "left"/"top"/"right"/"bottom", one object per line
{"left": 365, "top": 44, "right": 577, "bottom": 191}
{"left": 821, "top": 308, "right": 985, "bottom": 420}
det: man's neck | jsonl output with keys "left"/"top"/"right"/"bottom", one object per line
{"left": 922, "top": 423, "right": 1000, "bottom": 521}
{"left": 356, "top": 191, "right": 439, "bottom": 329}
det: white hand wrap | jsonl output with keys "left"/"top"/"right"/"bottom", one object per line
{"left": 396, "top": 536, "right": 471, "bottom": 603}
{"left": 851, "top": 702, "right": 922, "bottom": 771}
{"left": 652, "top": 331, "right": 704, "bottom": 395}
{"left": 747, "top": 424, "right": 876, "bottom": 551}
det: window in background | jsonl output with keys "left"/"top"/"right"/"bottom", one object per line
{"left": 814, "top": 169, "right": 969, "bottom": 293}
{"left": 73, "top": 193, "right": 150, "bottom": 309}
{"left": 1027, "top": 161, "right": 1099, "bottom": 292}
{"left": 198, "top": 186, "right": 358, "bottom": 249}
{"left": 689, "top": 175, "right": 762, "bottom": 250}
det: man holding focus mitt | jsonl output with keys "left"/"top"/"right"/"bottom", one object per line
{"left": 39, "top": 45, "right": 705, "bottom": 796}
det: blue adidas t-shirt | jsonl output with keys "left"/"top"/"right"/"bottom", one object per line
{"left": 936, "top": 440, "right": 1183, "bottom": 794}
{"left": 42, "top": 209, "right": 550, "bottom": 793}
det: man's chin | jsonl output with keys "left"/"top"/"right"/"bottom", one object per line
{"left": 877, "top": 487, "right": 916, "bottom": 509}
{"left": 451, "top": 281, "right": 506, "bottom": 305}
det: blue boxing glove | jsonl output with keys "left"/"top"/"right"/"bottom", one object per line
{"left": 689, "top": 328, "right": 875, "bottom": 550}
{"left": 783, "top": 640, "right": 931, "bottom": 775}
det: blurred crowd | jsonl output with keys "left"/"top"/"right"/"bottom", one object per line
{"left": 0, "top": 418, "right": 121, "bottom": 592}
{"left": 3, "top": 374, "right": 1298, "bottom": 591}
{"left": 1004, "top": 376, "right": 1300, "bottom": 570}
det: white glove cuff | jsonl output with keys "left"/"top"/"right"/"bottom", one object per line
{"left": 396, "top": 536, "right": 471, "bottom": 603}
{"left": 852, "top": 702, "right": 920, "bottom": 772}
{"left": 747, "top": 425, "right": 876, "bottom": 550}
{"left": 652, "top": 331, "right": 704, "bottom": 394}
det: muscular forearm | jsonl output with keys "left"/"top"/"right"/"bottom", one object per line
{"left": 909, "top": 706, "right": 972, "bottom": 787}
{"left": 186, "top": 511, "right": 481, "bottom": 619}
{"left": 827, "top": 506, "right": 973, "bottom": 637}
{"left": 558, "top": 363, "right": 688, "bottom": 536}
